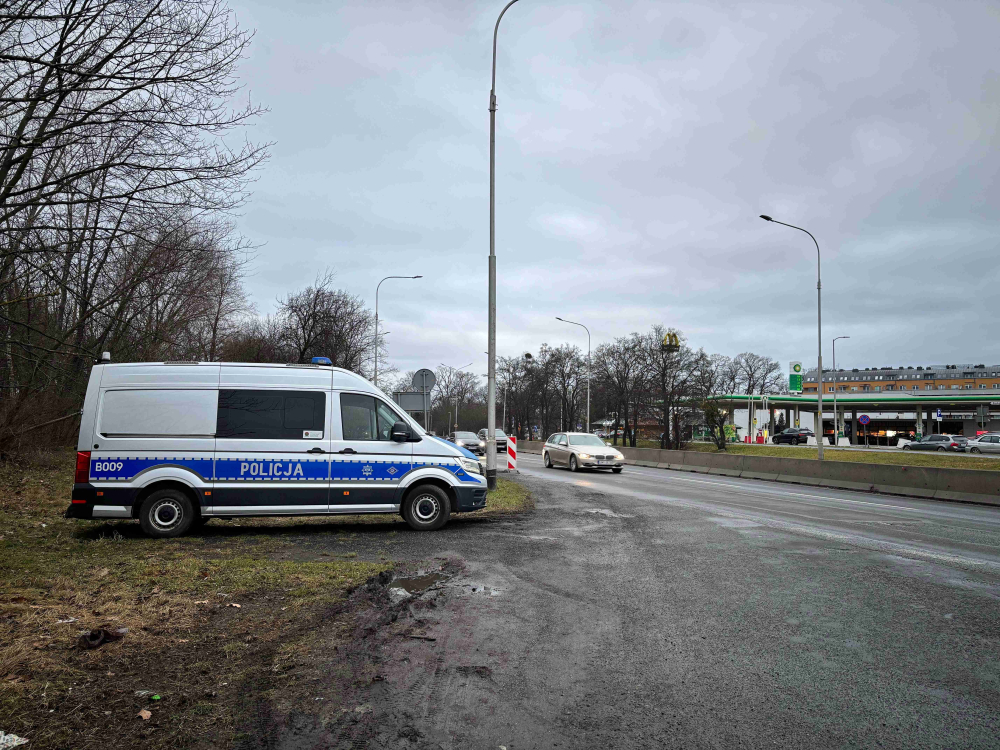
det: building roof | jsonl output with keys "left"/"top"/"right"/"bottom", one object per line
{"left": 709, "top": 392, "right": 1000, "bottom": 412}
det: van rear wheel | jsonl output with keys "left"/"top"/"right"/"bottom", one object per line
{"left": 403, "top": 485, "right": 451, "bottom": 531}
{"left": 138, "top": 489, "right": 194, "bottom": 538}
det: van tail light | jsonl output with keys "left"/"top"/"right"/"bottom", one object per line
{"left": 75, "top": 451, "right": 91, "bottom": 484}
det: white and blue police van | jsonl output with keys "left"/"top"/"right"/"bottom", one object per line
{"left": 66, "top": 357, "right": 487, "bottom": 537}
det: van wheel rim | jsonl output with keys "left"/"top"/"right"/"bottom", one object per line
{"left": 413, "top": 494, "right": 440, "bottom": 523}
{"left": 151, "top": 499, "right": 182, "bottom": 531}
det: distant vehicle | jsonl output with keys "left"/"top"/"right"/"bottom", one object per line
{"left": 966, "top": 433, "right": 1000, "bottom": 454}
{"left": 542, "top": 432, "right": 625, "bottom": 473}
{"left": 450, "top": 431, "right": 485, "bottom": 455}
{"left": 772, "top": 427, "right": 815, "bottom": 445}
{"left": 477, "top": 428, "right": 508, "bottom": 453}
{"left": 903, "top": 434, "right": 966, "bottom": 452}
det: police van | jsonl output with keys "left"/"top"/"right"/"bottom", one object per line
{"left": 66, "top": 358, "right": 487, "bottom": 538}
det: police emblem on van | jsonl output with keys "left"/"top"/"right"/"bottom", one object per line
{"left": 362, "top": 464, "right": 373, "bottom": 477}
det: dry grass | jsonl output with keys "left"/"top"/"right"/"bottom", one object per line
{"left": 0, "top": 450, "right": 387, "bottom": 747}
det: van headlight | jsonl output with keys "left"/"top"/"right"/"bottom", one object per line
{"left": 459, "top": 457, "right": 482, "bottom": 475}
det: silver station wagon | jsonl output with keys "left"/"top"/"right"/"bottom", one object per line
{"left": 543, "top": 432, "right": 625, "bottom": 473}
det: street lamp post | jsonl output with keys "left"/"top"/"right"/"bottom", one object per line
{"left": 760, "top": 215, "right": 824, "bottom": 460}
{"left": 487, "top": 0, "right": 521, "bottom": 491}
{"left": 555, "top": 317, "right": 591, "bottom": 433}
{"left": 374, "top": 275, "right": 422, "bottom": 389}
{"left": 832, "top": 336, "right": 850, "bottom": 447}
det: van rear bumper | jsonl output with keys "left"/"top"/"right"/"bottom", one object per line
{"left": 454, "top": 485, "right": 488, "bottom": 512}
{"left": 65, "top": 484, "right": 133, "bottom": 519}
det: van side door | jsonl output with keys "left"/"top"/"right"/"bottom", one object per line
{"left": 330, "top": 392, "right": 413, "bottom": 511}
{"left": 213, "top": 388, "right": 331, "bottom": 515}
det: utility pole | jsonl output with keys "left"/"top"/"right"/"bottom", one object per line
{"left": 487, "top": 0, "right": 521, "bottom": 490}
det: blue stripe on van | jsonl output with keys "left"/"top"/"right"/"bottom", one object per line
{"left": 90, "top": 457, "right": 213, "bottom": 482}
{"left": 330, "top": 459, "right": 411, "bottom": 482}
{"left": 214, "top": 457, "right": 328, "bottom": 481}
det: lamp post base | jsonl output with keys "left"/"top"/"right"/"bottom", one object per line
{"left": 486, "top": 468, "right": 497, "bottom": 491}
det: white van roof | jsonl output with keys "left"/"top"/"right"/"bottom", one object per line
{"left": 96, "top": 362, "right": 383, "bottom": 395}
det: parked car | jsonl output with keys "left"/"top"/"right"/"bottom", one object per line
{"left": 477, "top": 428, "right": 508, "bottom": 453}
{"left": 772, "top": 428, "right": 815, "bottom": 445}
{"left": 965, "top": 434, "right": 1000, "bottom": 454}
{"left": 542, "top": 432, "right": 625, "bottom": 473}
{"left": 903, "top": 434, "right": 966, "bottom": 452}
{"left": 449, "top": 431, "right": 485, "bottom": 455}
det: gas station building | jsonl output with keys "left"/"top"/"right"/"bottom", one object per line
{"left": 713, "top": 362, "right": 1000, "bottom": 445}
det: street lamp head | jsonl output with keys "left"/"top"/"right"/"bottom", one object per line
{"left": 759, "top": 214, "right": 773, "bottom": 222}
{"left": 555, "top": 317, "right": 564, "bottom": 321}
{"left": 412, "top": 275, "right": 423, "bottom": 279}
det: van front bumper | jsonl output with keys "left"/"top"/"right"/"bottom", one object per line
{"left": 454, "top": 485, "right": 488, "bottom": 512}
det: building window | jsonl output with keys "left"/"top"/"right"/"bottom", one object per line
{"left": 828, "top": 387, "right": 834, "bottom": 393}
{"left": 862, "top": 385, "right": 871, "bottom": 392}
{"left": 980, "top": 384, "right": 987, "bottom": 389}
{"left": 964, "top": 384, "right": 972, "bottom": 389}
{"left": 925, "top": 385, "right": 933, "bottom": 390}
{"left": 951, "top": 385, "right": 960, "bottom": 390}
{"left": 851, "top": 387, "right": 858, "bottom": 392}
{"left": 887, "top": 385, "right": 895, "bottom": 391}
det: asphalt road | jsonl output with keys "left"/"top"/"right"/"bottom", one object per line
{"left": 266, "top": 455, "right": 1000, "bottom": 749}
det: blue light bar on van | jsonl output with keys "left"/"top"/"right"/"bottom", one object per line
{"left": 311, "top": 357, "right": 332, "bottom": 365}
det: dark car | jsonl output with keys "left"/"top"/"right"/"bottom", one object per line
{"left": 477, "top": 428, "right": 508, "bottom": 453}
{"left": 904, "top": 434, "right": 967, "bottom": 452}
{"left": 449, "top": 431, "right": 485, "bottom": 455}
{"left": 772, "top": 427, "right": 815, "bottom": 445}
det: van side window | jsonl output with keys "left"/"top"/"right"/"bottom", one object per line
{"left": 216, "top": 390, "right": 325, "bottom": 439}
{"left": 340, "top": 394, "right": 399, "bottom": 441}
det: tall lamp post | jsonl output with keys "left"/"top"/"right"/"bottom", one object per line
{"left": 374, "top": 275, "right": 422, "bottom": 389}
{"left": 831, "top": 335, "right": 849, "bottom": 447}
{"left": 487, "top": 0, "right": 522, "bottom": 490}
{"left": 556, "top": 317, "right": 591, "bottom": 433}
{"left": 760, "top": 214, "right": 824, "bottom": 460}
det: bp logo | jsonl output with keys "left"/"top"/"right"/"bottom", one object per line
{"left": 362, "top": 464, "right": 373, "bottom": 477}
{"left": 791, "top": 362, "right": 802, "bottom": 374}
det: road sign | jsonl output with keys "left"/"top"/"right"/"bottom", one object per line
{"left": 936, "top": 408, "right": 942, "bottom": 419}
{"left": 789, "top": 362, "right": 803, "bottom": 393}
{"left": 412, "top": 368, "right": 436, "bottom": 391}
{"left": 858, "top": 414, "right": 870, "bottom": 425}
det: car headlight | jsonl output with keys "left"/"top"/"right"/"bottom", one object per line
{"left": 614, "top": 453, "right": 623, "bottom": 460}
{"left": 578, "top": 453, "right": 592, "bottom": 459}
{"left": 459, "top": 457, "right": 482, "bottom": 475}
{"left": 478, "top": 441, "right": 485, "bottom": 447}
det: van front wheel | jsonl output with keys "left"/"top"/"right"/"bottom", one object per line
{"left": 403, "top": 485, "right": 451, "bottom": 531}
{"left": 138, "top": 489, "right": 194, "bottom": 538}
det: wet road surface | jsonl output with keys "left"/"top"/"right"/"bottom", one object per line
{"left": 270, "top": 455, "right": 1000, "bottom": 749}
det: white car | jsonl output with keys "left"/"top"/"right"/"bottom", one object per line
{"left": 542, "top": 432, "right": 625, "bottom": 473}
{"left": 966, "top": 433, "right": 1000, "bottom": 455}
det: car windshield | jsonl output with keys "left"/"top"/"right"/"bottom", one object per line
{"left": 455, "top": 432, "right": 478, "bottom": 439}
{"left": 569, "top": 434, "right": 607, "bottom": 447}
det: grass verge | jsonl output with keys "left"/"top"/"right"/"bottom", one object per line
{"left": 0, "top": 450, "right": 386, "bottom": 749}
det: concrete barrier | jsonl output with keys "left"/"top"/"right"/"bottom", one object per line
{"left": 511, "top": 439, "right": 998, "bottom": 506}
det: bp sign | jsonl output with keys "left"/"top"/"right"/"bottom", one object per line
{"left": 789, "top": 361, "right": 803, "bottom": 393}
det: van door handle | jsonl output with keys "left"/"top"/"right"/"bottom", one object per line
{"left": 307, "top": 448, "right": 326, "bottom": 454}
{"left": 337, "top": 448, "right": 357, "bottom": 455}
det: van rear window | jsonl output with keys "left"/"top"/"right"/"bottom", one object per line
{"left": 217, "top": 390, "right": 325, "bottom": 440}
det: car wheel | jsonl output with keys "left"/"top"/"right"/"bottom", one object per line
{"left": 138, "top": 488, "right": 195, "bottom": 539}
{"left": 971, "top": 447, "right": 981, "bottom": 454}
{"left": 902, "top": 445, "right": 910, "bottom": 450}
{"left": 569, "top": 455, "right": 579, "bottom": 472}
{"left": 612, "top": 467, "right": 623, "bottom": 474}
{"left": 937, "top": 446, "right": 946, "bottom": 452}
{"left": 791, "top": 437, "right": 798, "bottom": 446}
{"left": 543, "top": 451, "right": 553, "bottom": 468}
{"left": 402, "top": 485, "right": 451, "bottom": 531}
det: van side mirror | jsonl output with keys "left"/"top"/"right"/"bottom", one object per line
{"left": 391, "top": 421, "right": 412, "bottom": 443}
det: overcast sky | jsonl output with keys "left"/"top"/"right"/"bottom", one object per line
{"left": 227, "top": 0, "right": 999, "bottom": 380}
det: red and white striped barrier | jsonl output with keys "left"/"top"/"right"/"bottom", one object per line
{"left": 507, "top": 436, "right": 517, "bottom": 471}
